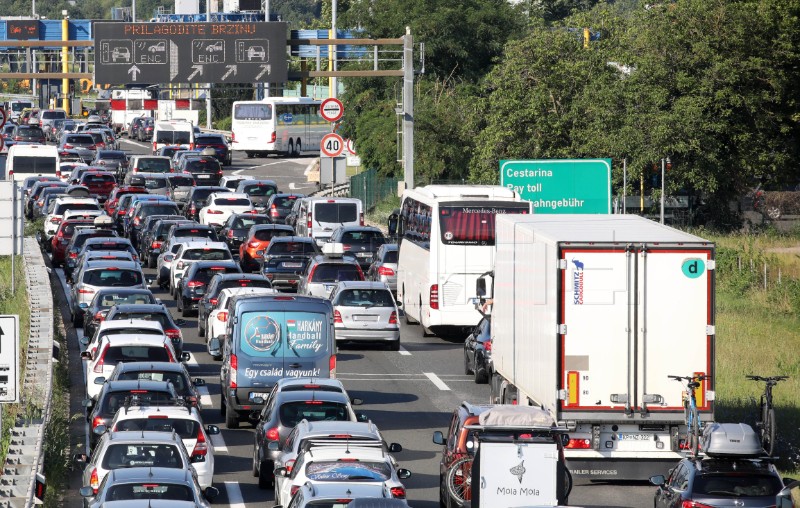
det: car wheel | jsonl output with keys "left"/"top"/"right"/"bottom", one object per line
{"left": 220, "top": 392, "right": 227, "bottom": 417}
{"left": 464, "top": 351, "right": 472, "bottom": 375}
{"left": 147, "top": 254, "right": 156, "bottom": 269}
{"left": 475, "top": 365, "right": 489, "bottom": 384}
{"left": 767, "top": 206, "right": 782, "bottom": 220}
{"left": 225, "top": 407, "right": 239, "bottom": 429}
{"left": 257, "top": 460, "right": 273, "bottom": 489}
{"left": 172, "top": 285, "right": 178, "bottom": 300}
{"left": 252, "top": 448, "right": 260, "bottom": 477}
{"left": 180, "top": 299, "right": 190, "bottom": 318}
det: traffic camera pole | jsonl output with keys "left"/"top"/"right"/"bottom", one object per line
{"left": 403, "top": 27, "right": 414, "bottom": 190}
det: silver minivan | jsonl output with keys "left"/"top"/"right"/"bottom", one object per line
{"left": 294, "top": 197, "right": 364, "bottom": 246}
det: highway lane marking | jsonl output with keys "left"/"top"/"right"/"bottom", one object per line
{"left": 197, "top": 386, "right": 228, "bottom": 453}
{"left": 233, "top": 161, "right": 285, "bottom": 175}
{"left": 224, "top": 481, "right": 246, "bottom": 508}
{"left": 121, "top": 138, "right": 147, "bottom": 149}
{"left": 184, "top": 352, "right": 200, "bottom": 368}
{"left": 399, "top": 346, "right": 411, "bottom": 356}
{"left": 424, "top": 372, "right": 451, "bottom": 391}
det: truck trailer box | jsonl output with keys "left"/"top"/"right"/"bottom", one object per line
{"left": 489, "top": 214, "right": 715, "bottom": 478}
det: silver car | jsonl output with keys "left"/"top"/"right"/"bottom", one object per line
{"left": 329, "top": 280, "right": 401, "bottom": 351}
{"left": 80, "top": 467, "right": 217, "bottom": 507}
{"left": 167, "top": 174, "right": 196, "bottom": 206}
{"left": 366, "top": 243, "right": 398, "bottom": 295}
{"left": 69, "top": 260, "right": 146, "bottom": 324}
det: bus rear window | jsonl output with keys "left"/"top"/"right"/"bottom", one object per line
{"left": 234, "top": 104, "right": 271, "bottom": 120}
{"left": 439, "top": 205, "right": 530, "bottom": 245}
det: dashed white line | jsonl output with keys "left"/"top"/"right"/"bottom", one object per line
{"left": 184, "top": 351, "right": 200, "bottom": 368}
{"left": 398, "top": 346, "right": 411, "bottom": 356}
{"left": 224, "top": 481, "right": 246, "bottom": 508}
{"left": 197, "top": 386, "right": 228, "bottom": 453}
{"left": 424, "top": 372, "right": 451, "bottom": 391}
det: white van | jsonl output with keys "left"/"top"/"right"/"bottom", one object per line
{"left": 152, "top": 120, "right": 195, "bottom": 154}
{"left": 6, "top": 144, "right": 60, "bottom": 182}
{"left": 7, "top": 100, "right": 34, "bottom": 121}
{"left": 295, "top": 196, "right": 364, "bottom": 246}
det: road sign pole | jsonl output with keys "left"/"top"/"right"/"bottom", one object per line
{"left": 402, "top": 28, "right": 414, "bottom": 191}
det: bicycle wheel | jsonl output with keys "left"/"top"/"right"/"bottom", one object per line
{"left": 445, "top": 456, "right": 473, "bottom": 505}
{"left": 763, "top": 406, "right": 776, "bottom": 456}
{"left": 686, "top": 403, "right": 700, "bottom": 456}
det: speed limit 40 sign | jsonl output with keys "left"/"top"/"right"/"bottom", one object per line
{"left": 320, "top": 133, "right": 345, "bottom": 157}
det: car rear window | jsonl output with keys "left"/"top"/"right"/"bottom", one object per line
{"left": 305, "top": 461, "right": 392, "bottom": 482}
{"left": 692, "top": 474, "right": 782, "bottom": 497}
{"left": 254, "top": 229, "right": 292, "bottom": 241}
{"left": 85, "top": 241, "right": 132, "bottom": 252}
{"left": 219, "top": 279, "right": 272, "bottom": 291}
{"left": 233, "top": 216, "right": 272, "bottom": 229}
{"left": 168, "top": 176, "right": 195, "bottom": 187}
{"left": 115, "top": 417, "right": 199, "bottom": 439}
{"left": 242, "top": 184, "right": 277, "bottom": 197}
{"left": 136, "top": 158, "right": 171, "bottom": 172}
{"left": 103, "top": 345, "right": 170, "bottom": 363}
{"left": 314, "top": 203, "right": 358, "bottom": 223}
{"left": 106, "top": 483, "right": 193, "bottom": 501}
{"left": 183, "top": 249, "right": 231, "bottom": 261}
{"left": 115, "top": 371, "right": 188, "bottom": 394}
{"left": 111, "top": 313, "right": 171, "bottom": 330}
{"left": 279, "top": 401, "right": 350, "bottom": 427}
{"left": 336, "top": 289, "right": 394, "bottom": 307}
{"left": 98, "top": 151, "right": 126, "bottom": 160}
{"left": 273, "top": 196, "right": 299, "bottom": 209}
{"left": 66, "top": 134, "right": 94, "bottom": 144}
{"left": 54, "top": 203, "right": 100, "bottom": 215}
{"left": 100, "top": 443, "right": 183, "bottom": 469}
{"left": 186, "top": 159, "right": 221, "bottom": 172}
{"left": 309, "top": 264, "right": 362, "bottom": 283}
{"left": 341, "top": 231, "right": 386, "bottom": 245}
{"left": 99, "top": 328, "right": 164, "bottom": 339}
{"left": 83, "top": 269, "right": 142, "bottom": 286}
{"left": 214, "top": 197, "right": 251, "bottom": 206}
{"left": 382, "top": 250, "right": 398, "bottom": 263}
{"left": 267, "top": 241, "right": 318, "bottom": 256}
{"left": 97, "top": 292, "right": 154, "bottom": 307}
{"left": 140, "top": 204, "right": 179, "bottom": 216}
{"left": 144, "top": 178, "right": 168, "bottom": 190}
{"left": 193, "top": 266, "right": 240, "bottom": 283}
{"left": 80, "top": 174, "right": 115, "bottom": 184}
{"left": 173, "top": 227, "right": 215, "bottom": 239}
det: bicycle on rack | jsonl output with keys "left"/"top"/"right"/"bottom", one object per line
{"left": 668, "top": 374, "right": 710, "bottom": 456}
{"left": 746, "top": 375, "right": 788, "bottom": 456}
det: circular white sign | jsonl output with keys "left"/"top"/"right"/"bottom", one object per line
{"left": 320, "top": 98, "right": 344, "bottom": 123}
{"left": 320, "top": 133, "right": 345, "bottom": 157}
{"left": 345, "top": 138, "right": 356, "bottom": 155}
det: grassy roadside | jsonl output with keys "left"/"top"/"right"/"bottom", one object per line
{"left": 43, "top": 312, "right": 73, "bottom": 507}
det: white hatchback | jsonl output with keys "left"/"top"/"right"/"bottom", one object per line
{"left": 168, "top": 240, "right": 233, "bottom": 296}
{"left": 198, "top": 192, "right": 255, "bottom": 228}
{"left": 44, "top": 196, "right": 101, "bottom": 240}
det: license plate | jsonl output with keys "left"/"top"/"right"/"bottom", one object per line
{"left": 353, "top": 315, "right": 379, "bottom": 322}
{"left": 617, "top": 433, "right": 651, "bottom": 441}
{"left": 249, "top": 392, "right": 269, "bottom": 400}
{"left": 197, "top": 174, "right": 211, "bottom": 179}
{"left": 356, "top": 252, "right": 371, "bottom": 258}
{"left": 282, "top": 262, "right": 302, "bottom": 268}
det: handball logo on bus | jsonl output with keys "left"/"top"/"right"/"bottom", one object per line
{"left": 572, "top": 259, "right": 585, "bottom": 305}
{"left": 244, "top": 315, "right": 280, "bottom": 352}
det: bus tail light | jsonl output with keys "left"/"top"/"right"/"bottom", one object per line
{"left": 430, "top": 284, "right": 439, "bottom": 310}
{"left": 270, "top": 131, "right": 276, "bottom": 143}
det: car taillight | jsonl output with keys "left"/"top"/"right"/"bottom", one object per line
{"left": 94, "top": 312, "right": 105, "bottom": 321}
{"left": 266, "top": 427, "right": 280, "bottom": 441}
{"left": 89, "top": 467, "right": 99, "bottom": 494}
{"left": 165, "top": 328, "right": 181, "bottom": 341}
{"left": 359, "top": 212, "right": 364, "bottom": 226}
{"left": 187, "top": 280, "right": 205, "bottom": 288}
{"left": 63, "top": 143, "right": 73, "bottom": 149}
{"left": 389, "top": 311, "right": 397, "bottom": 324}
{"left": 151, "top": 241, "right": 162, "bottom": 249}
{"left": 430, "top": 284, "right": 439, "bottom": 310}
{"left": 88, "top": 144, "right": 96, "bottom": 150}
{"left": 177, "top": 261, "right": 185, "bottom": 269}
{"left": 230, "top": 354, "right": 237, "bottom": 388}
{"left": 69, "top": 252, "right": 78, "bottom": 259}
{"left": 377, "top": 266, "right": 395, "bottom": 276}
{"left": 290, "top": 485, "right": 300, "bottom": 498}
{"left": 342, "top": 244, "right": 351, "bottom": 251}
{"left": 192, "top": 427, "right": 208, "bottom": 459}
{"left": 390, "top": 487, "right": 406, "bottom": 499}
{"left": 334, "top": 310, "right": 342, "bottom": 323}
{"left": 93, "top": 347, "right": 105, "bottom": 373}
{"left": 50, "top": 217, "right": 62, "bottom": 224}
{"left": 78, "top": 289, "right": 95, "bottom": 295}
{"left": 681, "top": 502, "right": 716, "bottom": 508}
{"left": 565, "top": 438, "right": 591, "bottom": 449}
{"left": 284, "top": 459, "right": 295, "bottom": 474}
{"left": 133, "top": 217, "right": 141, "bottom": 226}
{"left": 248, "top": 240, "right": 260, "bottom": 248}
{"left": 217, "top": 311, "right": 228, "bottom": 322}
{"left": 208, "top": 209, "right": 223, "bottom": 214}
{"left": 227, "top": 230, "right": 234, "bottom": 238}
{"left": 484, "top": 340, "right": 492, "bottom": 352}
{"left": 210, "top": 298, "right": 218, "bottom": 305}
{"left": 307, "top": 213, "right": 312, "bottom": 233}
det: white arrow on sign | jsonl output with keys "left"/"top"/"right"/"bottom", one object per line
{"left": 222, "top": 65, "right": 238, "bottom": 80}
{"left": 187, "top": 65, "right": 203, "bottom": 81}
{"left": 255, "top": 64, "right": 271, "bottom": 81}
{"left": 127, "top": 65, "right": 141, "bottom": 82}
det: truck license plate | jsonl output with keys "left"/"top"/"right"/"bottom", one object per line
{"left": 617, "top": 433, "right": 651, "bottom": 441}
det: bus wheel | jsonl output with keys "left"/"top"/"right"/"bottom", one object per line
{"left": 294, "top": 140, "right": 302, "bottom": 156}
{"left": 404, "top": 288, "right": 418, "bottom": 325}
{"left": 245, "top": 151, "right": 254, "bottom": 158}
{"left": 287, "top": 140, "right": 294, "bottom": 157}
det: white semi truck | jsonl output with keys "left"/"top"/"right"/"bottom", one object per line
{"left": 477, "top": 214, "right": 715, "bottom": 480}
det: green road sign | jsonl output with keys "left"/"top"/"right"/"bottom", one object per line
{"left": 500, "top": 159, "right": 612, "bottom": 214}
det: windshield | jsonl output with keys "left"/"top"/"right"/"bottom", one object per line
{"left": 279, "top": 401, "right": 350, "bottom": 427}
{"left": 305, "top": 461, "right": 392, "bottom": 482}
{"left": 100, "top": 443, "right": 183, "bottom": 470}
{"left": 439, "top": 204, "right": 531, "bottom": 246}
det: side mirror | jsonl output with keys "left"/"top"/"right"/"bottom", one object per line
{"left": 205, "top": 424, "right": 220, "bottom": 435}
{"left": 268, "top": 441, "right": 280, "bottom": 451}
{"left": 208, "top": 337, "right": 221, "bottom": 357}
{"left": 79, "top": 336, "right": 90, "bottom": 346}
{"left": 274, "top": 466, "right": 288, "bottom": 478}
{"left": 93, "top": 377, "right": 106, "bottom": 385}
{"left": 560, "top": 434, "right": 570, "bottom": 447}
{"left": 180, "top": 352, "right": 191, "bottom": 362}
{"left": 395, "top": 300, "right": 403, "bottom": 308}
{"left": 432, "top": 430, "right": 446, "bottom": 445}
{"left": 204, "top": 486, "right": 220, "bottom": 501}
{"left": 93, "top": 424, "right": 108, "bottom": 435}
{"left": 476, "top": 277, "right": 487, "bottom": 298}
{"left": 388, "top": 443, "right": 402, "bottom": 453}
{"left": 176, "top": 319, "right": 187, "bottom": 326}
{"left": 79, "top": 486, "right": 94, "bottom": 497}
{"left": 73, "top": 453, "right": 88, "bottom": 464}
{"left": 351, "top": 397, "right": 363, "bottom": 406}
{"left": 193, "top": 378, "right": 206, "bottom": 386}
{"left": 356, "top": 413, "right": 369, "bottom": 423}
{"left": 649, "top": 475, "right": 666, "bottom": 487}
{"left": 777, "top": 480, "right": 800, "bottom": 508}
{"left": 79, "top": 302, "right": 88, "bottom": 309}
{"left": 387, "top": 211, "right": 399, "bottom": 237}
{"left": 80, "top": 350, "right": 92, "bottom": 360}
{"left": 397, "top": 468, "right": 411, "bottom": 480}
{"left": 251, "top": 396, "right": 264, "bottom": 405}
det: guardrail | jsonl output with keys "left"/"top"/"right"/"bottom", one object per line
{"left": 309, "top": 182, "right": 350, "bottom": 198}
{"left": 0, "top": 239, "right": 53, "bottom": 507}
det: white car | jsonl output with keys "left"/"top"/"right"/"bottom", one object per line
{"left": 274, "top": 445, "right": 411, "bottom": 507}
{"left": 198, "top": 192, "right": 255, "bottom": 228}
{"left": 81, "top": 332, "right": 181, "bottom": 400}
{"left": 205, "top": 286, "right": 277, "bottom": 358}
{"left": 44, "top": 196, "right": 101, "bottom": 240}
{"left": 106, "top": 404, "right": 219, "bottom": 489}
{"left": 63, "top": 209, "right": 105, "bottom": 222}
{"left": 168, "top": 240, "right": 232, "bottom": 296}
{"left": 81, "top": 318, "right": 166, "bottom": 361}
{"left": 155, "top": 236, "right": 206, "bottom": 289}
{"left": 219, "top": 174, "right": 250, "bottom": 190}
{"left": 281, "top": 481, "right": 405, "bottom": 508}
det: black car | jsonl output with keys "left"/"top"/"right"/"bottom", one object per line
{"left": 81, "top": 288, "right": 158, "bottom": 340}
{"left": 260, "top": 236, "right": 321, "bottom": 292}
{"left": 128, "top": 116, "right": 147, "bottom": 139}
{"left": 84, "top": 380, "right": 178, "bottom": 447}
{"left": 183, "top": 186, "right": 229, "bottom": 222}
{"left": 127, "top": 200, "right": 181, "bottom": 245}
{"left": 197, "top": 273, "right": 273, "bottom": 337}
{"left": 464, "top": 316, "right": 492, "bottom": 384}
{"left": 63, "top": 229, "right": 119, "bottom": 282}
{"left": 168, "top": 223, "right": 219, "bottom": 245}
{"left": 183, "top": 157, "right": 223, "bottom": 186}
{"left": 27, "top": 181, "right": 67, "bottom": 219}
{"left": 252, "top": 388, "right": 365, "bottom": 487}
{"left": 101, "top": 361, "right": 204, "bottom": 407}
{"left": 327, "top": 225, "right": 388, "bottom": 270}
{"left": 194, "top": 133, "right": 231, "bottom": 166}
{"left": 92, "top": 150, "right": 129, "bottom": 174}
{"left": 176, "top": 260, "right": 242, "bottom": 317}
{"left": 217, "top": 213, "right": 273, "bottom": 256}
{"left": 105, "top": 304, "right": 186, "bottom": 356}
{"left": 137, "top": 213, "right": 186, "bottom": 253}
{"left": 264, "top": 193, "right": 304, "bottom": 224}
{"left": 12, "top": 124, "right": 46, "bottom": 143}
{"left": 141, "top": 219, "right": 195, "bottom": 268}
{"left": 651, "top": 454, "right": 785, "bottom": 508}
{"left": 234, "top": 180, "right": 279, "bottom": 212}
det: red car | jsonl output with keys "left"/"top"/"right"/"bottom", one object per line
{"left": 104, "top": 186, "right": 147, "bottom": 216}
{"left": 78, "top": 171, "right": 117, "bottom": 203}
{"left": 50, "top": 218, "right": 96, "bottom": 267}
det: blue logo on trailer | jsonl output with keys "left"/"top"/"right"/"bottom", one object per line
{"left": 282, "top": 113, "right": 293, "bottom": 124}
{"left": 681, "top": 259, "right": 705, "bottom": 278}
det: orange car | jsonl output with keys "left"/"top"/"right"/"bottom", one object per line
{"left": 239, "top": 224, "right": 295, "bottom": 272}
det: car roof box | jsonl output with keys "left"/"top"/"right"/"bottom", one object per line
{"left": 701, "top": 423, "right": 762, "bottom": 457}
{"left": 322, "top": 242, "right": 344, "bottom": 258}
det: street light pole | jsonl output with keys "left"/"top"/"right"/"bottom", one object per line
{"left": 660, "top": 157, "right": 670, "bottom": 224}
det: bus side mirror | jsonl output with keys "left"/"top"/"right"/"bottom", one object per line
{"left": 387, "top": 210, "right": 399, "bottom": 237}
{"left": 476, "top": 278, "right": 487, "bottom": 297}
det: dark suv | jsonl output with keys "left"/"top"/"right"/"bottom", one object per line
{"left": 651, "top": 456, "right": 785, "bottom": 508}
{"left": 197, "top": 273, "right": 272, "bottom": 337}
{"left": 176, "top": 260, "right": 242, "bottom": 317}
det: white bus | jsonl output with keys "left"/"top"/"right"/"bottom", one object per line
{"left": 396, "top": 185, "right": 532, "bottom": 336}
{"left": 230, "top": 97, "right": 328, "bottom": 158}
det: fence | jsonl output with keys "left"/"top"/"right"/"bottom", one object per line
{"left": 349, "top": 168, "right": 399, "bottom": 212}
